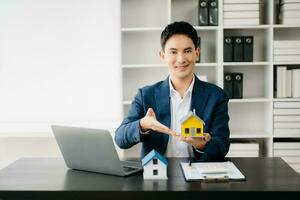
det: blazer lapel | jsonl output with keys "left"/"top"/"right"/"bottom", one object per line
{"left": 191, "top": 75, "right": 209, "bottom": 118}
{"left": 154, "top": 77, "right": 170, "bottom": 153}
{"left": 155, "top": 77, "right": 171, "bottom": 128}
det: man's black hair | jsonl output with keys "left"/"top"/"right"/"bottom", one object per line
{"left": 160, "top": 21, "right": 198, "bottom": 51}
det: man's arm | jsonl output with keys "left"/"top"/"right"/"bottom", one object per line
{"left": 114, "top": 89, "right": 174, "bottom": 149}
{"left": 115, "top": 89, "right": 146, "bottom": 149}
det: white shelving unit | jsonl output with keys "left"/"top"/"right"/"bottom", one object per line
{"left": 121, "top": 0, "right": 300, "bottom": 161}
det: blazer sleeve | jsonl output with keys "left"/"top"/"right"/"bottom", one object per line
{"left": 195, "top": 92, "right": 230, "bottom": 161}
{"left": 114, "top": 89, "right": 146, "bottom": 149}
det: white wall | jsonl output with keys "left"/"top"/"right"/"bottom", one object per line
{"left": 0, "top": 0, "right": 121, "bottom": 131}
{"left": 0, "top": 0, "right": 122, "bottom": 169}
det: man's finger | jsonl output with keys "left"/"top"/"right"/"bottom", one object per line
{"left": 146, "top": 108, "right": 152, "bottom": 116}
{"left": 168, "top": 129, "right": 177, "bottom": 136}
{"left": 147, "top": 108, "right": 156, "bottom": 118}
{"left": 153, "top": 121, "right": 172, "bottom": 135}
{"left": 204, "top": 133, "right": 211, "bottom": 141}
{"left": 173, "top": 134, "right": 181, "bottom": 140}
{"left": 184, "top": 136, "right": 194, "bottom": 143}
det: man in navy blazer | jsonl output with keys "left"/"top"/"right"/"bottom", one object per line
{"left": 115, "top": 21, "right": 230, "bottom": 161}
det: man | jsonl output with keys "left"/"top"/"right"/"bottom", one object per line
{"left": 115, "top": 21, "right": 230, "bottom": 161}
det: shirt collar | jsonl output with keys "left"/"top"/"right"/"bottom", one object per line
{"left": 169, "top": 75, "right": 195, "bottom": 98}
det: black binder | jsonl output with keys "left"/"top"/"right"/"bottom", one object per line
{"left": 232, "top": 73, "right": 243, "bottom": 99}
{"left": 244, "top": 36, "right": 253, "bottom": 62}
{"left": 233, "top": 36, "right": 244, "bottom": 62}
{"left": 198, "top": 0, "right": 208, "bottom": 26}
{"left": 224, "top": 73, "right": 233, "bottom": 99}
{"left": 208, "top": 0, "right": 218, "bottom": 26}
{"left": 224, "top": 36, "right": 233, "bottom": 62}
{"left": 196, "top": 37, "right": 201, "bottom": 63}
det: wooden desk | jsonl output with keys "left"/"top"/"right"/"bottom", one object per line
{"left": 0, "top": 157, "right": 299, "bottom": 199}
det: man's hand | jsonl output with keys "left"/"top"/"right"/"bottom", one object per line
{"left": 140, "top": 108, "right": 176, "bottom": 135}
{"left": 174, "top": 133, "right": 211, "bottom": 150}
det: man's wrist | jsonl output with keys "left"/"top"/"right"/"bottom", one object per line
{"left": 194, "top": 138, "right": 210, "bottom": 153}
{"left": 140, "top": 128, "right": 150, "bottom": 135}
{"left": 194, "top": 148, "right": 204, "bottom": 154}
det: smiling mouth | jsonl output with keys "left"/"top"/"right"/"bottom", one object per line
{"left": 176, "top": 64, "right": 189, "bottom": 69}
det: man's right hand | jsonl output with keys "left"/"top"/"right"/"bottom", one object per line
{"left": 140, "top": 108, "right": 176, "bottom": 136}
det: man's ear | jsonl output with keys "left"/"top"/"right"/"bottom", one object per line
{"left": 159, "top": 50, "right": 165, "bottom": 61}
{"left": 195, "top": 47, "right": 200, "bottom": 58}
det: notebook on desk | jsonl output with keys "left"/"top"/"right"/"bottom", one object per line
{"left": 180, "top": 161, "right": 245, "bottom": 182}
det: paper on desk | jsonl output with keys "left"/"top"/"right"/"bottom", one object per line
{"left": 180, "top": 161, "right": 245, "bottom": 181}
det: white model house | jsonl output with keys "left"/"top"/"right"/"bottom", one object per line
{"left": 142, "top": 149, "right": 168, "bottom": 180}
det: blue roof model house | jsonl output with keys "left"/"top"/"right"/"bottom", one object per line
{"left": 142, "top": 149, "right": 168, "bottom": 180}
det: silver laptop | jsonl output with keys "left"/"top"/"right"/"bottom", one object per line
{"left": 51, "top": 125, "right": 142, "bottom": 176}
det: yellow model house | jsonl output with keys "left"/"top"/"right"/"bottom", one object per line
{"left": 180, "top": 109, "right": 205, "bottom": 137}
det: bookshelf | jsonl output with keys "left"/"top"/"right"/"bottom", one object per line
{"left": 120, "top": 0, "right": 300, "bottom": 169}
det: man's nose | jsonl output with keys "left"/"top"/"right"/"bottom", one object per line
{"left": 177, "top": 52, "right": 186, "bottom": 63}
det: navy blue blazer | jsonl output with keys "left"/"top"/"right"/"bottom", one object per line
{"left": 115, "top": 76, "right": 230, "bottom": 161}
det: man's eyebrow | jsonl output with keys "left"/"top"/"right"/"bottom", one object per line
{"left": 168, "top": 47, "right": 193, "bottom": 51}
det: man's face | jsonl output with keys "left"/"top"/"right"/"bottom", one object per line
{"left": 160, "top": 34, "right": 199, "bottom": 80}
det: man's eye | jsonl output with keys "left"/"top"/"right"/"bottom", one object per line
{"left": 185, "top": 50, "right": 192, "bottom": 53}
{"left": 170, "top": 51, "right": 177, "bottom": 54}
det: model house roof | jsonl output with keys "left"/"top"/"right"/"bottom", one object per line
{"left": 142, "top": 149, "right": 168, "bottom": 166}
{"left": 180, "top": 110, "right": 205, "bottom": 125}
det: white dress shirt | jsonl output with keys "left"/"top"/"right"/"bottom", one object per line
{"left": 165, "top": 75, "right": 195, "bottom": 157}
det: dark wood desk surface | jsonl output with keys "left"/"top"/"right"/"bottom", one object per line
{"left": 0, "top": 157, "right": 299, "bottom": 200}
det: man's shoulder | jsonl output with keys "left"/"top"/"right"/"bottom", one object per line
{"left": 200, "top": 80, "right": 221, "bottom": 92}
{"left": 199, "top": 80, "right": 228, "bottom": 99}
{"left": 139, "top": 80, "right": 166, "bottom": 94}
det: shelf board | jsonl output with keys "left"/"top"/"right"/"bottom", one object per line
{"left": 223, "top": 62, "right": 270, "bottom": 66}
{"left": 195, "top": 63, "right": 218, "bottom": 67}
{"left": 273, "top": 24, "right": 300, "bottom": 29}
{"left": 122, "top": 26, "right": 219, "bottom": 32}
{"left": 122, "top": 63, "right": 217, "bottom": 68}
{"left": 273, "top": 62, "right": 300, "bottom": 65}
{"left": 274, "top": 134, "right": 300, "bottom": 138}
{"left": 229, "top": 98, "right": 271, "bottom": 103}
{"left": 0, "top": 132, "right": 52, "bottom": 138}
{"left": 223, "top": 25, "right": 271, "bottom": 29}
{"left": 273, "top": 98, "right": 300, "bottom": 102}
{"left": 194, "top": 26, "right": 218, "bottom": 30}
{"left": 230, "top": 131, "right": 271, "bottom": 139}
{"left": 0, "top": 122, "right": 119, "bottom": 138}
{"left": 125, "top": 98, "right": 271, "bottom": 105}
{"left": 121, "top": 27, "right": 163, "bottom": 32}
{"left": 122, "top": 64, "right": 166, "bottom": 68}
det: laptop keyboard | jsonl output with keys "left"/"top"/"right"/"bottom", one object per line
{"left": 121, "top": 160, "right": 142, "bottom": 174}
{"left": 121, "top": 160, "right": 141, "bottom": 167}
{"left": 122, "top": 166, "right": 138, "bottom": 172}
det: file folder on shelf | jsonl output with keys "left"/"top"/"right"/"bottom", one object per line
{"left": 233, "top": 36, "right": 244, "bottom": 62}
{"left": 224, "top": 73, "right": 233, "bottom": 98}
{"left": 208, "top": 0, "right": 218, "bottom": 26}
{"left": 224, "top": 36, "right": 233, "bottom": 62}
{"left": 244, "top": 36, "right": 253, "bottom": 62}
{"left": 198, "top": 0, "right": 209, "bottom": 26}
{"left": 180, "top": 161, "right": 246, "bottom": 182}
{"left": 196, "top": 37, "right": 201, "bottom": 63}
{"left": 232, "top": 73, "right": 243, "bottom": 99}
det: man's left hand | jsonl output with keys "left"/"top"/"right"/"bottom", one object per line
{"left": 174, "top": 133, "right": 211, "bottom": 150}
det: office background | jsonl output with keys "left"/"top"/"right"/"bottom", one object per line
{"left": 0, "top": 0, "right": 300, "bottom": 173}
{"left": 0, "top": 0, "right": 122, "bottom": 169}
